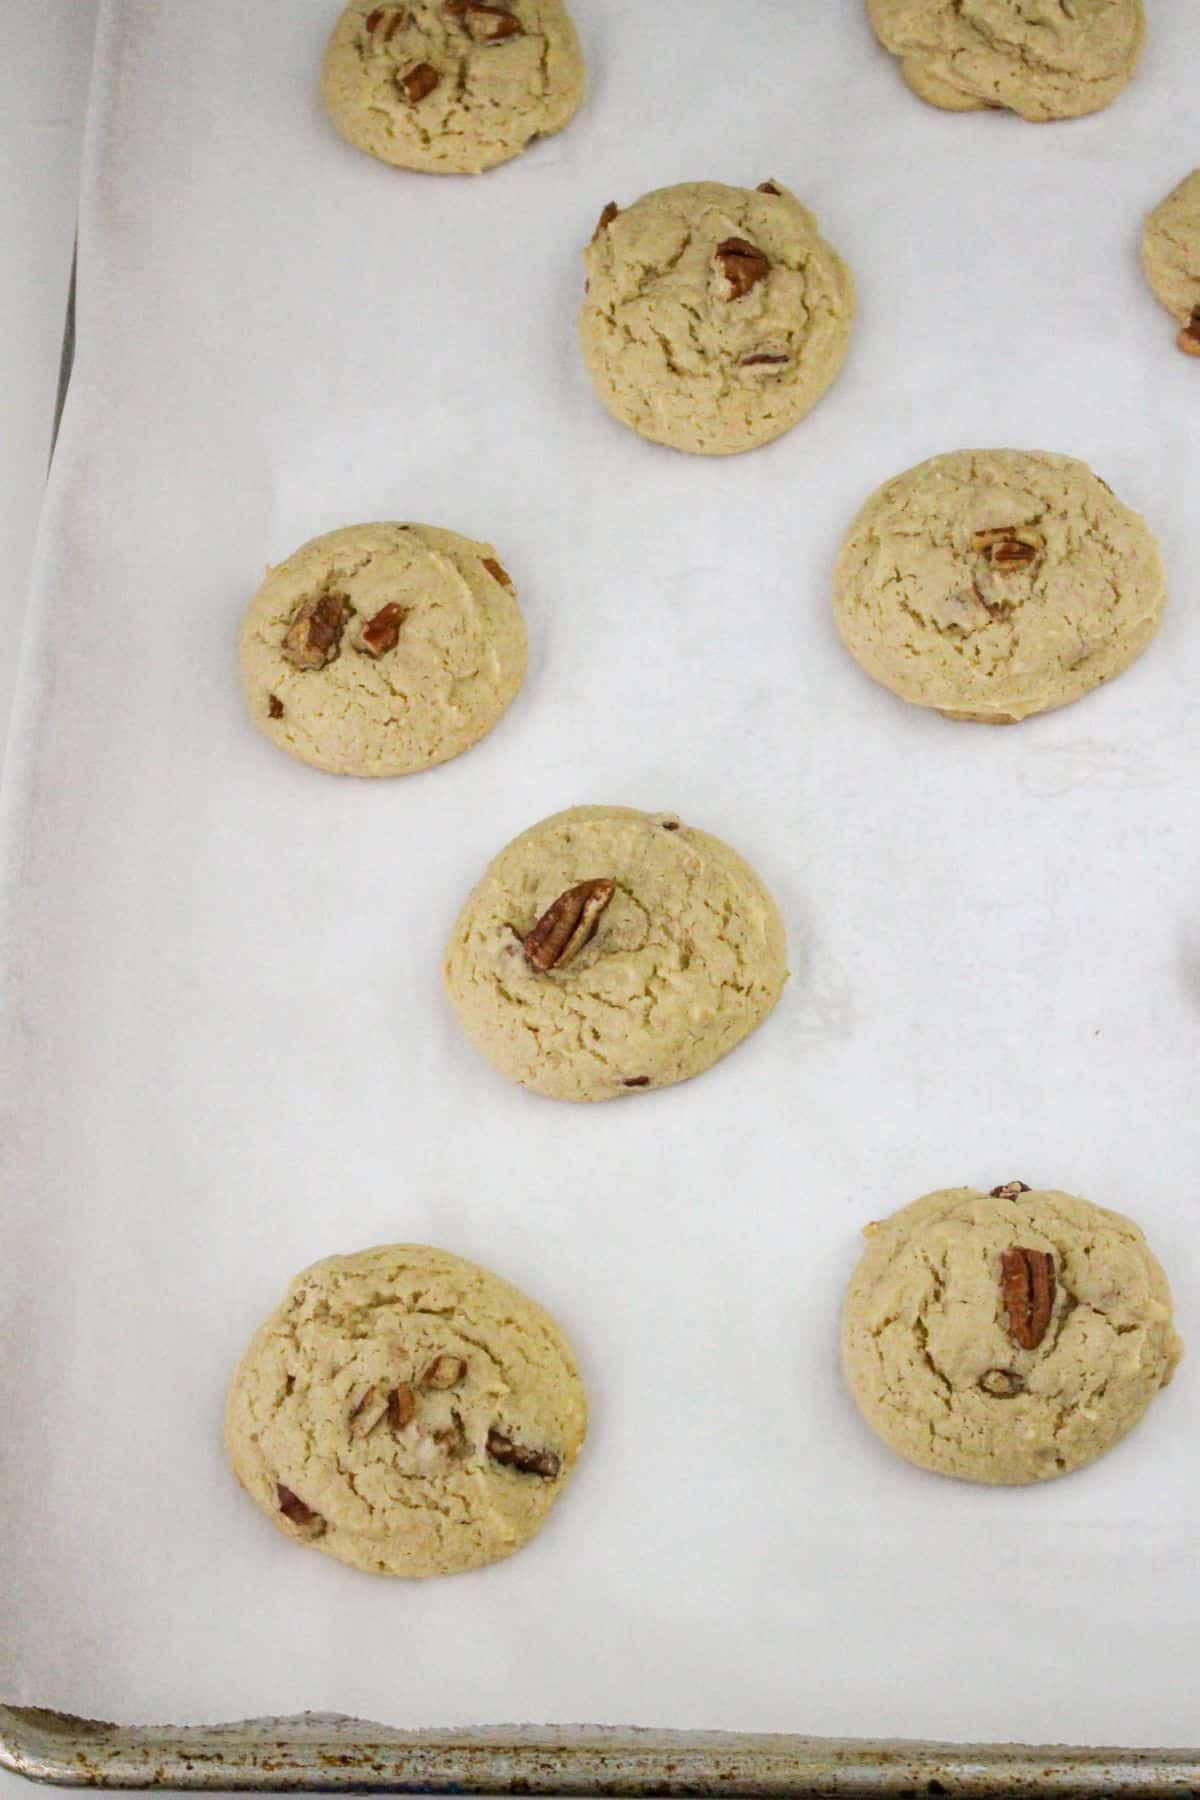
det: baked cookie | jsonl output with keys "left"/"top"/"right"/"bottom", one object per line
{"left": 321, "top": 0, "right": 586, "bottom": 176}
{"left": 1142, "top": 170, "right": 1200, "bottom": 356}
{"left": 843, "top": 1182, "right": 1182, "bottom": 1486}
{"left": 226, "top": 1244, "right": 587, "bottom": 1577}
{"left": 239, "top": 522, "right": 527, "bottom": 777}
{"left": 833, "top": 450, "right": 1166, "bottom": 723}
{"left": 443, "top": 805, "right": 788, "bottom": 1101}
{"left": 578, "top": 181, "right": 855, "bottom": 457}
{"left": 867, "top": 0, "right": 1145, "bottom": 121}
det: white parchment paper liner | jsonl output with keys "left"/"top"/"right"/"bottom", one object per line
{"left": 1, "top": 0, "right": 1198, "bottom": 1742}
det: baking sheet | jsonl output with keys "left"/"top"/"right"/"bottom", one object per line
{"left": 3, "top": 0, "right": 1200, "bottom": 1746}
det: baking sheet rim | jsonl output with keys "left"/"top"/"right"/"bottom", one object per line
{"left": 5, "top": 1707, "right": 1200, "bottom": 1794}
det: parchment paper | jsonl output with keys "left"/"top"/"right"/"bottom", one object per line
{"left": 2, "top": 0, "right": 1199, "bottom": 1743}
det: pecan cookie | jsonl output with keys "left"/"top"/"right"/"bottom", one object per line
{"left": 833, "top": 449, "right": 1166, "bottom": 723}
{"left": 321, "top": 0, "right": 586, "bottom": 176}
{"left": 867, "top": 0, "right": 1145, "bottom": 121}
{"left": 443, "top": 805, "right": 788, "bottom": 1101}
{"left": 1142, "top": 170, "right": 1200, "bottom": 356}
{"left": 238, "top": 522, "right": 526, "bottom": 776}
{"left": 579, "top": 181, "right": 855, "bottom": 457}
{"left": 842, "top": 1184, "right": 1182, "bottom": 1485}
{"left": 226, "top": 1244, "right": 587, "bottom": 1576}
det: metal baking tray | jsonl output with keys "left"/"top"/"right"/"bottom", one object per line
{"left": 4, "top": 2, "right": 1198, "bottom": 1790}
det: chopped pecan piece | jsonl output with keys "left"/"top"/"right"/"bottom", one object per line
{"left": 486, "top": 1427, "right": 561, "bottom": 1479}
{"left": 387, "top": 1384, "right": 417, "bottom": 1430}
{"left": 740, "top": 351, "right": 789, "bottom": 367}
{"left": 1001, "top": 1248, "right": 1056, "bottom": 1351}
{"left": 365, "top": 6, "right": 409, "bottom": 42}
{"left": 523, "top": 878, "right": 615, "bottom": 972}
{"left": 268, "top": 694, "right": 284, "bottom": 719}
{"left": 757, "top": 180, "right": 782, "bottom": 195}
{"left": 349, "top": 1386, "right": 389, "bottom": 1438}
{"left": 623, "top": 1076, "right": 650, "bottom": 1088}
{"left": 991, "top": 539, "right": 1040, "bottom": 570}
{"left": 401, "top": 62, "right": 439, "bottom": 102}
{"left": 481, "top": 556, "right": 513, "bottom": 589}
{"left": 421, "top": 1354, "right": 467, "bottom": 1390}
{"left": 282, "top": 591, "right": 351, "bottom": 670}
{"left": 593, "top": 201, "right": 619, "bottom": 239}
{"left": 979, "top": 1368, "right": 1025, "bottom": 1398}
{"left": 716, "top": 238, "right": 770, "bottom": 298}
{"left": 458, "top": 2, "right": 523, "bottom": 41}
{"left": 276, "top": 1483, "right": 324, "bottom": 1531}
{"left": 356, "top": 601, "right": 407, "bottom": 656}
{"left": 971, "top": 527, "right": 1044, "bottom": 570}
{"left": 1178, "top": 306, "right": 1200, "bottom": 357}
{"left": 990, "top": 1181, "right": 1031, "bottom": 1199}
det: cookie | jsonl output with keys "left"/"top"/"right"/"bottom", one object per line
{"left": 833, "top": 450, "right": 1166, "bottom": 723}
{"left": 321, "top": 0, "right": 586, "bottom": 177}
{"left": 867, "top": 0, "right": 1145, "bottom": 121}
{"left": 443, "top": 805, "right": 788, "bottom": 1102}
{"left": 842, "top": 1182, "right": 1182, "bottom": 1486}
{"left": 578, "top": 181, "right": 855, "bottom": 457}
{"left": 239, "top": 522, "right": 527, "bottom": 777}
{"left": 226, "top": 1244, "right": 587, "bottom": 1577}
{"left": 1142, "top": 170, "right": 1200, "bottom": 356}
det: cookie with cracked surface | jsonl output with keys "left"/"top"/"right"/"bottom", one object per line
{"left": 867, "top": 0, "right": 1145, "bottom": 121}
{"left": 321, "top": 0, "right": 586, "bottom": 176}
{"left": 1142, "top": 170, "right": 1200, "bottom": 356}
{"left": 578, "top": 181, "right": 855, "bottom": 457}
{"left": 226, "top": 1243, "right": 587, "bottom": 1577}
{"left": 239, "top": 522, "right": 526, "bottom": 777}
{"left": 833, "top": 450, "right": 1165, "bottom": 723}
{"left": 443, "top": 805, "right": 788, "bottom": 1101}
{"left": 842, "top": 1184, "right": 1182, "bottom": 1485}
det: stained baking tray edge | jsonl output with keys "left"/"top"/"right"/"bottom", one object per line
{"left": 3, "top": 1711, "right": 1200, "bottom": 1796}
